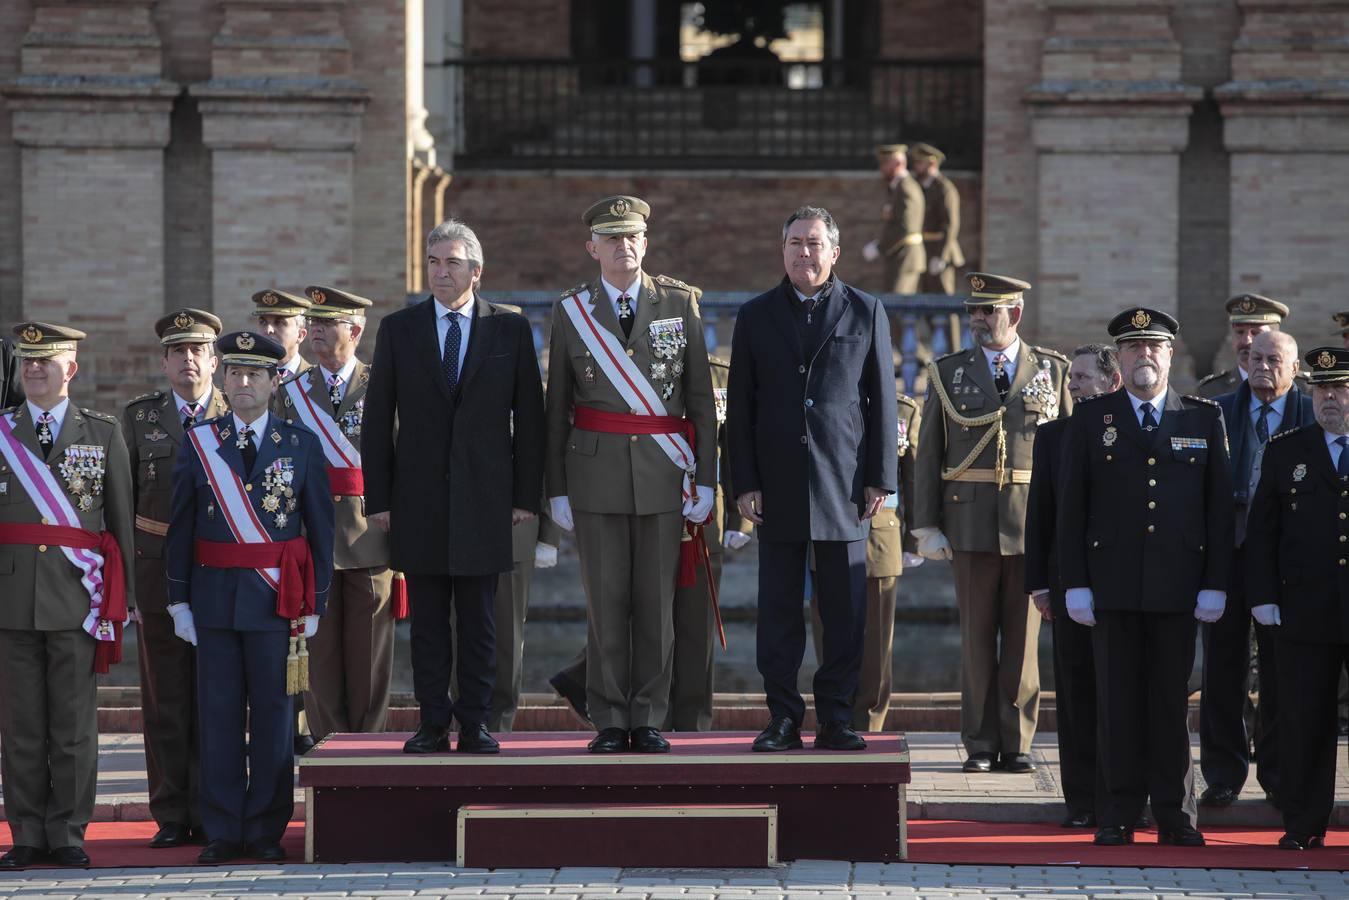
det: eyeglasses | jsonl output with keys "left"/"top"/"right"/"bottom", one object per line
{"left": 968, "top": 305, "right": 997, "bottom": 317}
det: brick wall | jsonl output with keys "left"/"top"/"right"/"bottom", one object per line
{"left": 880, "top": 0, "right": 982, "bottom": 59}
{"left": 465, "top": 0, "right": 569, "bottom": 58}
{"left": 0, "top": 0, "right": 32, "bottom": 326}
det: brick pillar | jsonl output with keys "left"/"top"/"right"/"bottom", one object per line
{"left": 1217, "top": 0, "right": 1349, "bottom": 349}
{"left": 1, "top": 0, "right": 177, "bottom": 408}
{"left": 1025, "top": 0, "right": 1201, "bottom": 353}
{"left": 191, "top": 0, "right": 369, "bottom": 326}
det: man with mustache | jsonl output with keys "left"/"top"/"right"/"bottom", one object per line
{"left": 913, "top": 272, "right": 1071, "bottom": 775}
{"left": 1057, "top": 308, "right": 1233, "bottom": 848}
{"left": 1201, "top": 330, "right": 1311, "bottom": 811}
{"left": 1246, "top": 347, "right": 1349, "bottom": 849}
{"left": 1195, "top": 294, "right": 1289, "bottom": 400}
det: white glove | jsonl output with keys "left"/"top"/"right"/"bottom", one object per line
{"left": 912, "top": 526, "right": 953, "bottom": 561}
{"left": 927, "top": 257, "right": 947, "bottom": 276}
{"left": 168, "top": 603, "right": 197, "bottom": 646}
{"left": 301, "top": 615, "right": 320, "bottom": 639}
{"left": 1251, "top": 604, "right": 1281, "bottom": 626}
{"left": 683, "top": 485, "right": 715, "bottom": 524}
{"left": 549, "top": 496, "right": 574, "bottom": 532}
{"left": 902, "top": 552, "right": 925, "bottom": 568}
{"left": 534, "top": 542, "right": 558, "bottom": 568}
{"left": 1065, "top": 588, "right": 1096, "bottom": 627}
{"left": 723, "top": 530, "right": 751, "bottom": 550}
{"left": 862, "top": 240, "right": 880, "bottom": 262}
{"left": 1195, "top": 590, "right": 1227, "bottom": 624}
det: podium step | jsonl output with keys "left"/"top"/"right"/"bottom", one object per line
{"left": 456, "top": 803, "right": 777, "bottom": 868}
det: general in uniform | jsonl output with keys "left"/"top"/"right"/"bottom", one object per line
{"left": 252, "top": 289, "right": 313, "bottom": 380}
{"left": 0, "top": 323, "right": 134, "bottom": 870}
{"left": 123, "top": 309, "right": 229, "bottom": 849}
{"left": 913, "top": 272, "right": 1071, "bottom": 774}
{"left": 1057, "top": 308, "right": 1233, "bottom": 848}
{"left": 1245, "top": 346, "right": 1349, "bottom": 850}
{"left": 167, "top": 330, "right": 334, "bottom": 864}
{"left": 912, "top": 143, "right": 965, "bottom": 296}
{"left": 1194, "top": 294, "right": 1290, "bottom": 399}
{"left": 863, "top": 144, "right": 925, "bottom": 294}
{"left": 545, "top": 195, "right": 717, "bottom": 753}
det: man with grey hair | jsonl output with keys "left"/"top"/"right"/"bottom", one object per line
{"left": 364, "top": 218, "right": 545, "bottom": 755}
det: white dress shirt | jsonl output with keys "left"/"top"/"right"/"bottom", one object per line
{"left": 232, "top": 412, "right": 268, "bottom": 449}
{"left": 27, "top": 397, "right": 70, "bottom": 444}
{"left": 434, "top": 297, "right": 473, "bottom": 376}
{"left": 318, "top": 357, "right": 359, "bottom": 404}
{"left": 981, "top": 338, "right": 1021, "bottom": 384}
{"left": 1328, "top": 429, "right": 1349, "bottom": 470}
{"left": 1249, "top": 390, "right": 1289, "bottom": 439}
{"left": 172, "top": 389, "right": 213, "bottom": 425}
{"left": 601, "top": 274, "right": 643, "bottom": 322}
{"left": 1127, "top": 388, "right": 1169, "bottom": 428}
{"left": 278, "top": 355, "right": 304, "bottom": 379}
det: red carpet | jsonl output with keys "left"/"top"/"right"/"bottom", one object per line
{"left": 909, "top": 820, "right": 1349, "bottom": 870}
{"left": 0, "top": 822, "right": 305, "bottom": 869}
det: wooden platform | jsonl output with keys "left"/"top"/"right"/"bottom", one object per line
{"left": 299, "top": 731, "right": 911, "bottom": 864}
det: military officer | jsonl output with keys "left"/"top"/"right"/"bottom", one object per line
{"left": 0, "top": 323, "right": 135, "bottom": 870}
{"left": 167, "top": 330, "right": 334, "bottom": 864}
{"left": 123, "top": 309, "right": 229, "bottom": 849}
{"left": 810, "top": 391, "right": 922, "bottom": 731}
{"left": 273, "top": 285, "right": 396, "bottom": 740}
{"left": 1057, "top": 307, "right": 1233, "bottom": 848}
{"left": 913, "top": 273, "right": 1071, "bottom": 774}
{"left": 862, "top": 145, "right": 925, "bottom": 294}
{"left": 911, "top": 143, "right": 965, "bottom": 296}
{"left": 252, "top": 289, "right": 313, "bottom": 381}
{"left": 1334, "top": 311, "right": 1349, "bottom": 349}
{"left": 1195, "top": 294, "right": 1290, "bottom": 399}
{"left": 1247, "top": 346, "right": 1349, "bottom": 849}
{"left": 545, "top": 195, "right": 717, "bottom": 754}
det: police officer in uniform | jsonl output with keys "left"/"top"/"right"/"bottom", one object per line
{"left": 545, "top": 195, "right": 717, "bottom": 753}
{"left": 1195, "top": 294, "right": 1290, "bottom": 399}
{"left": 123, "top": 309, "right": 229, "bottom": 848}
{"left": 0, "top": 323, "right": 135, "bottom": 870}
{"left": 1057, "top": 307, "right": 1233, "bottom": 848}
{"left": 911, "top": 143, "right": 965, "bottom": 296}
{"left": 167, "top": 330, "right": 334, "bottom": 864}
{"left": 862, "top": 145, "right": 925, "bottom": 294}
{"left": 913, "top": 273, "right": 1071, "bottom": 774}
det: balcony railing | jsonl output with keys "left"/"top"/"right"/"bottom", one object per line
{"left": 434, "top": 58, "right": 983, "bottom": 170}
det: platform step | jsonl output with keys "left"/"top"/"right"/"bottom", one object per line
{"left": 456, "top": 802, "right": 777, "bottom": 868}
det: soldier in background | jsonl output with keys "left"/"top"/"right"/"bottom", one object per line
{"left": 912, "top": 143, "right": 965, "bottom": 296}
{"left": 862, "top": 144, "right": 926, "bottom": 294}
{"left": 123, "top": 309, "right": 229, "bottom": 849}
{"left": 1335, "top": 311, "right": 1349, "bottom": 349}
{"left": 252, "top": 289, "right": 313, "bottom": 381}
{"left": 1195, "top": 294, "right": 1289, "bottom": 399}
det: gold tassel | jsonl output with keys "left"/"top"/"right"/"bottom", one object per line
{"left": 297, "top": 634, "right": 310, "bottom": 692}
{"left": 286, "top": 631, "right": 300, "bottom": 696}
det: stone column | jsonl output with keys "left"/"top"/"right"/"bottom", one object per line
{"left": 1217, "top": 0, "right": 1349, "bottom": 348}
{"left": 1025, "top": 0, "right": 1201, "bottom": 350}
{"left": 1, "top": 0, "right": 178, "bottom": 407}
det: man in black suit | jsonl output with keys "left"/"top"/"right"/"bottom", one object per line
{"left": 727, "top": 205, "right": 898, "bottom": 753}
{"left": 1057, "top": 307, "right": 1234, "bottom": 848}
{"left": 1024, "top": 343, "right": 1121, "bottom": 828}
{"left": 363, "top": 219, "right": 545, "bottom": 755}
{"left": 1201, "top": 330, "right": 1312, "bottom": 809}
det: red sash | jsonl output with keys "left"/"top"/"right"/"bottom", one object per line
{"left": 573, "top": 405, "right": 689, "bottom": 437}
{"left": 194, "top": 536, "right": 315, "bottom": 620}
{"left": 327, "top": 466, "right": 364, "bottom": 496}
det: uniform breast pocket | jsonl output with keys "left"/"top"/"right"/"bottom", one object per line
{"left": 1171, "top": 446, "right": 1208, "bottom": 467}
{"left": 0, "top": 475, "right": 15, "bottom": 504}
{"left": 139, "top": 444, "right": 174, "bottom": 483}
{"left": 570, "top": 350, "right": 596, "bottom": 383}
{"left": 567, "top": 429, "right": 599, "bottom": 457}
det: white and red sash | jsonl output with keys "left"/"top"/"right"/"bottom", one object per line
{"left": 561, "top": 289, "right": 695, "bottom": 500}
{"left": 284, "top": 375, "right": 363, "bottom": 495}
{"left": 186, "top": 423, "right": 282, "bottom": 590}
{"left": 0, "top": 412, "right": 114, "bottom": 642}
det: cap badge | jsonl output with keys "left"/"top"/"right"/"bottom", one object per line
{"left": 1318, "top": 350, "right": 1336, "bottom": 370}
{"left": 173, "top": 312, "right": 193, "bottom": 329}
{"left": 261, "top": 291, "right": 278, "bottom": 306}
{"left": 969, "top": 276, "right": 985, "bottom": 292}
{"left": 20, "top": 325, "right": 41, "bottom": 343}
{"left": 237, "top": 334, "right": 256, "bottom": 351}
{"left": 1131, "top": 310, "right": 1151, "bottom": 329}
{"left": 310, "top": 289, "right": 327, "bottom": 305}
{"left": 1238, "top": 297, "right": 1257, "bottom": 314}
{"left": 610, "top": 198, "right": 630, "bottom": 217}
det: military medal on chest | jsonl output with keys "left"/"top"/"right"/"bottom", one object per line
{"left": 59, "top": 444, "right": 106, "bottom": 511}
{"left": 261, "top": 458, "right": 295, "bottom": 528}
{"left": 897, "top": 418, "right": 911, "bottom": 455}
{"left": 648, "top": 317, "right": 687, "bottom": 402}
{"left": 713, "top": 387, "right": 728, "bottom": 424}
{"left": 339, "top": 399, "right": 363, "bottom": 439}
{"left": 1021, "top": 358, "right": 1059, "bottom": 424}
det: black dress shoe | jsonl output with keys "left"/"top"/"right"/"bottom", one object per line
{"left": 752, "top": 716, "right": 802, "bottom": 752}
{"left": 962, "top": 752, "right": 996, "bottom": 773}
{"left": 814, "top": 721, "right": 867, "bottom": 751}
{"left": 246, "top": 841, "right": 286, "bottom": 862}
{"left": 198, "top": 839, "right": 243, "bottom": 864}
{"left": 1093, "top": 826, "right": 1135, "bottom": 846}
{"left": 1157, "top": 824, "right": 1206, "bottom": 847}
{"left": 0, "top": 846, "right": 44, "bottom": 869}
{"left": 50, "top": 846, "right": 90, "bottom": 868}
{"left": 630, "top": 726, "right": 671, "bottom": 753}
{"left": 1199, "top": 784, "right": 1239, "bottom": 807}
{"left": 1001, "top": 752, "right": 1036, "bottom": 774}
{"left": 588, "top": 726, "right": 629, "bottom": 753}
{"left": 402, "top": 722, "right": 451, "bottom": 754}
{"left": 1278, "top": 832, "right": 1325, "bottom": 850}
{"left": 456, "top": 723, "right": 500, "bottom": 754}
{"left": 549, "top": 671, "right": 593, "bottom": 727}
{"left": 293, "top": 733, "right": 316, "bottom": 756}
{"left": 1060, "top": 811, "right": 1096, "bottom": 828}
{"left": 149, "top": 822, "right": 193, "bottom": 848}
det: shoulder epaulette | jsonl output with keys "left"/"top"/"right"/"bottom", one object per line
{"left": 1182, "top": 394, "right": 1221, "bottom": 408}
{"left": 1269, "top": 425, "right": 1304, "bottom": 443}
{"left": 81, "top": 408, "right": 118, "bottom": 423}
{"left": 126, "top": 390, "right": 163, "bottom": 407}
{"left": 897, "top": 393, "right": 919, "bottom": 408}
{"left": 932, "top": 348, "right": 966, "bottom": 365}
{"left": 709, "top": 355, "right": 729, "bottom": 369}
{"left": 1196, "top": 370, "right": 1228, "bottom": 387}
{"left": 1074, "top": 392, "right": 1108, "bottom": 404}
{"left": 560, "top": 283, "right": 589, "bottom": 300}
{"left": 654, "top": 274, "right": 694, "bottom": 291}
{"left": 1032, "top": 346, "right": 1070, "bottom": 363}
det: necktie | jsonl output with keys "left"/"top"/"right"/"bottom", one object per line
{"left": 993, "top": 353, "right": 1010, "bottom": 401}
{"left": 805, "top": 295, "right": 820, "bottom": 326}
{"left": 327, "top": 373, "right": 343, "bottom": 413}
{"left": 239, "top": 426, "right": 257, "bottom": 474}
{"left": 617, "top": 295, "right": 634, "bottom": 340}
{"left": 1140, "top": 402, "right": 1159, "bottom": 432}
{"left": 37, "top": 412, "right": 54, "bottom": 459}
{"left": 181, "top": 403, "right": 200, "bottom": 431}
{"left": 1256, "top": 403, "right": 1272, "bottom": 444}
{"left": 1338, "top": 436, "right": 1349, "bottom": 478}
{"left": 442, "top": 312, "right": 462, "bottom": 392}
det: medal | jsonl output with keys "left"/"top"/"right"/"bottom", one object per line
{"left": 1293, "top": 463, "right": 1307, "bottom": 482}
{"left": 262, "top": 493, "right": 281, "bottom": 512}
{"left": 1103, "top": 426, "right": 1117, "bottom": 448}
{"left": 147, "top": 410, "right": 159, "bottom": 424}
{"left": 274, "top": 512, "right": 288, "bottom": 528}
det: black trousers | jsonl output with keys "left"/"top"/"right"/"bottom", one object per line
{"left": 756, "top": 538, "right": 866, "bottom": 726}
{"left": 1275, "top": 636, "right": 1347, "bottom": 839}
{"left": 406, "top": 574, "right": 497, "bottom": 728}
{"left": 1092, "top": 610, "right": 1198, "bottom": 831}
{"left": 1052, "top": 611, "right": 1100, "bottom": 818}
